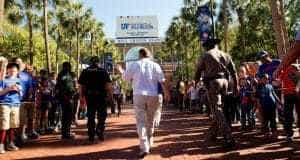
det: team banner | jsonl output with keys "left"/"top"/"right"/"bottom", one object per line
{"left": 196, "top": 5, "right": 212, "bottom": 43}
{"left": 116, "top": 16, "right": 159, "bottom": 38}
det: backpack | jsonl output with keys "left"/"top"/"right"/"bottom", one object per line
{"left": 57, "top": 72, "right": 76, "bottom": 97}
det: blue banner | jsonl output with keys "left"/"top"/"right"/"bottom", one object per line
{"left": 196, "top": 5, "right": 212, "bottom": 43}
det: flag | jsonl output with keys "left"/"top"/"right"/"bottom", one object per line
{"left": 196, "top": 5, "right": 212, "bottom": 43}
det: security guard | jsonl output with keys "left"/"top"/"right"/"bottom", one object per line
{"left": 78, "top": 56, "right": 113, "bottom": 142}
{"left": 195, "top": 38, "right": 239, "bottom": 148}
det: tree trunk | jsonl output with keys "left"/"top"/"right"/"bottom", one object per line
{"left": 222, "top": 0, "right": 228, "bottom": 52}
{"left": 55, "top": 31, "right": 60, "bottom": 74}
{"left": 269, "top": 0, "right": 289, "bottom": 58}
{"left": 68, "top": 40, "right": 72, "bottom": 63}
{"left": 279, "top": 0, "right": 289, "bottom": 48}
{"left": 55, "top": 43, "right": 59, "bottom": 74}
{"left": 0, "top": 0, "right": 4, "bottom": 23}
{"left": 237, "top": 7, "right": 246, "bottom": 60}
{"left": 28, "top": 15, "right": 34, "bottom": 65}
{"left": 91, "top": 33, "right": 94, "bottom": 56}
{"left": 76, "top": 21, "right": 80, "bottom": 77}
{"left": 43, "top": 0, "right": 51, "bottom": 73}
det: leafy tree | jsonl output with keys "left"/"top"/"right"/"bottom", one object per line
{"left": 6, "top": 0, "right": 41, "bottom": 65}
{"left": 269, "top": 0, "right": 289, "bottom": 57}
{"left": 57, "top": 1, "right": 93, "bottom": 77}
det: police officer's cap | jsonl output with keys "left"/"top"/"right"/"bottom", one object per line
{"left": 90, "top": 56, "right": 100, "bottom": 64}
{"left": 256, "top": 51, "right": 269, "bottom": 60}
{"left": 202, "top": 38, "right": 221, "bottom": 47}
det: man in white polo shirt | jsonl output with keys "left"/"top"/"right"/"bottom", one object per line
{"left": 117, "top": 47, "right": 170, "bottom": 158}
{"left": 274, "top": 28, "right": 300, "bottom": 77}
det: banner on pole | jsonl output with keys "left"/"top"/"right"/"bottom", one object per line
{"left": 196, "top": 5, "right": 212, "bottom": 43}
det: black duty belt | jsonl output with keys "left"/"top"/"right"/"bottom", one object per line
{"left": 203, "top": 73, "right": 227, "bottom": 82}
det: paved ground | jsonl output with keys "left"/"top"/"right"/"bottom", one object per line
{"left": 1, "top": 105, "right": 300, "bottom": 160}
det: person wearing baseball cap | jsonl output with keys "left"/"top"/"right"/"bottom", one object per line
{"left": 256, "top": 50, "right": 281, "bottom": 83}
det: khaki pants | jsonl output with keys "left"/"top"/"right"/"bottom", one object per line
{"left": 20, "top": 102, "right": 36, "bottom": 132}
{"left": 207, "top": 78, "right": 233, "bottom": 141}
{"left": 133, "top": 95, "right": 160, "bottom": 152}
{"left": 0, "top": 105, "right": 20, "bottom": 130}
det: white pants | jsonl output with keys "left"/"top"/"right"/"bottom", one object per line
{"left": 133, "top": 95, "right": 160, "bottom": 152}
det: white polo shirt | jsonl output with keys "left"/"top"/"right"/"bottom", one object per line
{"left": 123, "top": 58, "right": 165, "bottom": 96}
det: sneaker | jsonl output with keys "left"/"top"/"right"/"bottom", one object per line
{"left": 241, "top": 126, "right": 247, "bottom": 132}
{"left": 6, "top": 142, "right": 19, "bottom": 151}
{"left": 28, "top": 131, "right": 40, "bottom": 139}
{"left": 98, "top": 134, "right": 104, "bottom": 141}
{"left": 138, "top": 151, "right": 149, "bottom": 159}
{"left": 38, "top": 129, "right": 45, "bottom": 135}
{"left": 206, "top": 134, "right": 217, "bottom": 142}
{"left": 271, "top": 132, "right": 278, "bottom": 140}
{"left": 20, "top": 134, "right": 28, "bottom": 141}
{"left": 61, "top": 134, "right": 75, "bottom": 140}
{"left": 54, "top": 127, "right": 60, "bottom": 133}
{"left": 264, "top": 133, "right": 271, "bottom": 139}
{"left": 286, "top": 136, "right": 293, "bottom": 143}
{"left": 88, "top": 136, "right": 95, "bottom": 143}
{"left": 0, "top": 144, "right": 5, "bottom": 154}
{"left": 223, "top": 139, "right": 236, "bottom": 149}
{"left": 149, "top": 137, "right": 154, "bottom": 147}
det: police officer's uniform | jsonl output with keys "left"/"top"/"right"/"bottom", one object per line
{"left": 195, "top": 39, "right": 238, "bottom": 147}
{"left": 78, "top": 57, "right": 112, "bottom": 141}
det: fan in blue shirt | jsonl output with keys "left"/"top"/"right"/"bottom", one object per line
{"left": 0, "top": 63, "right": 23, "bottom": 105}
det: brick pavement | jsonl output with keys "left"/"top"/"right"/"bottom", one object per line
{"left": 1, "top": 105, "right": 300, "bottom": 160}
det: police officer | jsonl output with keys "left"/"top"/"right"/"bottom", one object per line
{"left": 78, "top": 56, "right": 113, "bottom": 142}
{"left": 195, "top": 38, "right": 239, "bottom": 148}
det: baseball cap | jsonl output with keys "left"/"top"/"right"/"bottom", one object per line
{"left": 90, "top": 56, "right": 100, "bottom": 64}
{"left": 256, "top": 51, "right": 269, "bottom": 60}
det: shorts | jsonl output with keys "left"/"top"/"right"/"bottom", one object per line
{"left": 0, "top": 104, "right": 20, "bottom": 130}
{"left": 40, "top": 102, "right": 51, "bottom": 112}
{"left": 20, "top": 102, "right": 36, "bottom": 126}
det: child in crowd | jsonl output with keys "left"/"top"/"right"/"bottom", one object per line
{"left": 257, "top": 74, "right": 282, "bottom": 139}
{"left": 24, "top": 65, "right": 39, "bottom": 139}
{"left": 198, "top": 81, "right": 208, "bottom": 114}
{"left": 78, "top": 96, "right": 87, "bottom": 119}
{"left": 37, "top": 78, "right": 52, "bottom": 134}
{"left": 239, "top": 77, "right": 255, "bottom": 130}
{"left": 239, "top": 65, "right": 256, "bottom": 130}
{"left": 48, "top": 72, "right": 58, "bottom": 131}
{"left": 187, "top": 81, "right": 199, "bottom": 113}
{"left": 0, "top": 62, "right": 23, "bottom": 154}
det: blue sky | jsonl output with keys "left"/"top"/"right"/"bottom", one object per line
{"left": 84, "top": 0, "right": 183, "bottom": 38}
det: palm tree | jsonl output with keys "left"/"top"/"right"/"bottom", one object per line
{"left": 49, "top": 22, "right": 63, "bottom": 73}
{"left": 230, "top": 0, "right": 250, "bottom": 60}
{"left": 49, "top": 0, "right": 70, "bottom": 73}
{"left": 6, "top": 0, "right": 41, "bottom": 65}
{"left": 42, "top": 0, "right": 51, "bottom": 72}
{"left": 222, "top": 0, "right": 229, "bottom": 52}
{"left": 58, "top": 1, "right": 93, "bottom": 77}
{"left": 86, "top": 20, "right": 104, "bottom": 56}
{"left": 269, "top": 0, "right": 289, "bottom": 57}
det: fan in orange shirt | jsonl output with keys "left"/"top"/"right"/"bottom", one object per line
{"left": 278, "top": 65, "right": 300, "bottom": 142}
